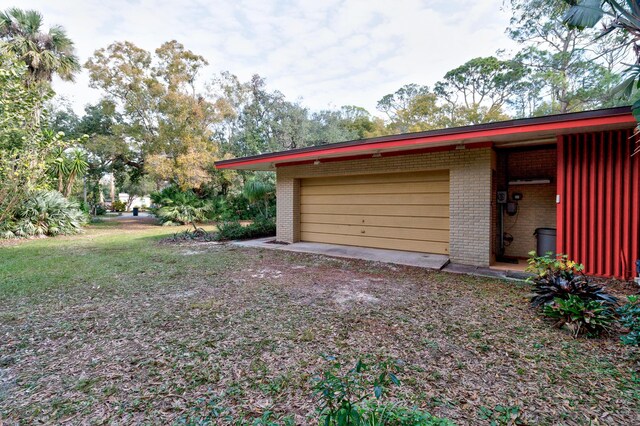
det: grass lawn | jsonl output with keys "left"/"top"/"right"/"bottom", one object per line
{"left": 1, "top": 219, "right": 639, "bottom": 425}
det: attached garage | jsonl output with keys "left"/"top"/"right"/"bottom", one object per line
{"left": 216, "top": 106, "right": 640, "bottom": 280}
{"left": 299, "top": 170, "right": 450, "bottom": 254}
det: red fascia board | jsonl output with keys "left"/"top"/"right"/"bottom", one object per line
{"left": 275, "top": 142, "right": 494, "bottom": 168}
{"left": 215, "top": 114, "right": 635, "bottom": 169}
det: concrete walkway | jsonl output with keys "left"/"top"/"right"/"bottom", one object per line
{"left": 235, "top": 238, "right": 448, "bottom": 269}
{"left": 233, "top": 237, "right": 531, "bottom": 281}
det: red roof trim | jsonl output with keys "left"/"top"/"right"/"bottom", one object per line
{"left": 275, "top": 141, "right": 494, "bottom": 168}
{"left": 216, "top": 113, "right": 635, "bottom": 169}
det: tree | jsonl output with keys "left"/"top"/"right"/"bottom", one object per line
{"left": 0, "top": 53, "right": 67, "bottom": 225}
{"left": 0, "top": 8, "right": 80, "bottom": 86}
{"left": 507, "top": 0, "right": 624, "bottom": 114}
{"left": 561, "top": 1, "right": 640, "bottom": 117}
{"left": 434, "top": 56, "right": 525, "bottom": 124}
{"left": 242, "top": 177, "right": 275, "bottom": 219}
{"left": 376, "top": 84, "right": 446, "bottom": 133}
{"left": 213, "top": 73, "right": 312, "bottom": 156}
{"left": 337, "top": 105, "right": 387, "bottom": 139}
{"left": 85, "top": 40, "right": 220, "bottom": 190}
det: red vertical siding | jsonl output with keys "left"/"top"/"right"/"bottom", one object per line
{"left": 557, "top": 129, "right": 640, "bottom": 280}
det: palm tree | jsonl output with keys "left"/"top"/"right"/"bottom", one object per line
{"left": 0, "top": 8, "right": 80, "bottom": 86}
{"left": 243, "top": 178, "right": 274, "bottom": 219}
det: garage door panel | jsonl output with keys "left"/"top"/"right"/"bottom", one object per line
{"left": 300, "top": 232, "right": 449, "bottom": 254}
{"left": 300, "top": 193, "right": 449, "bottom": 206}
{"left": 300, "top": 181, "right": 450, "bottom": 195}
{"left": 301, "top": 223, "right": 449, "bottom": 242}
{"left": 300, "top": 214, "right": 450, "bottom": 229}
{"left": 300, "top": 170, "right": 450, "bottom": 254}
{"left": 302, "top": 170, "right": 449, "bottom": 186}
{"left": 301, "top": 204, "right": 450, "bottom": 217}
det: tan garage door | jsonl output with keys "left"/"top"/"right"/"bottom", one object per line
{"left": 300, "top": 170, "right": 450, "bottom": 254}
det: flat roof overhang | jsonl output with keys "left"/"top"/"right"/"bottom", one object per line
{"left": 215, "top": 107, "right": 636, "bottom": 171}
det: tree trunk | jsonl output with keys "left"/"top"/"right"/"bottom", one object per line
{"left": 63, "top": 172, "right": 76, "bottom": 198}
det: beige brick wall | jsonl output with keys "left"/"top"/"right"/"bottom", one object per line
{"left": 501, "top": 148, "right": 557, "bottom": 258}
{"left": 276, "top": 175, "right": 300, "bottom": 243}
{"left": 503, "top": 183, "right": 556, "bottom": 257}
{"left": 276, "top": 148, "right": 493, "bottom": 266}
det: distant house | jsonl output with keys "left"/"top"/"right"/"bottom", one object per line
{"left": 118, "top": 193, "right": 151, "bottom": 209}
{"left": 216, "top": 107, "right": 640, "bottom": 280}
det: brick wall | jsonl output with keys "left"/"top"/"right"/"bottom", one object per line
{"left": 496, "top": 148, "right": 557, "bottom": 258}
{"left": 276, "top": 148, "right": 493, "bottom": 266}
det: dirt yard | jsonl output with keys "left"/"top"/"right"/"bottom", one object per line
{"left": 0, "top": 219, "right": 638, "bottom": 424}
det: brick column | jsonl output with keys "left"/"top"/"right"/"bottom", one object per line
{"left": 276, "top": 176, "right": 300, "bottom": 243}
{"left": 449, "top": 149, "right": 492, "bottom": 266}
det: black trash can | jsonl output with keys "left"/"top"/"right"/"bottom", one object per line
{"left": 132, "top": 207, "right": 139, "bottom": 217}
{"left": 534, "top": 228, "right": 556, "bottom": 257}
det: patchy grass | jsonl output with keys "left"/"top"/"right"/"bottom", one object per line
{"left": 0, "top": 219, "right": 639, "bottom": 424}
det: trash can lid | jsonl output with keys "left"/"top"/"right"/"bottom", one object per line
{"left": 534, "top": 227, "right": 556, "bottom": 235}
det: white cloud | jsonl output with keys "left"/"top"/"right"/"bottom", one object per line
{"left": 16, "top": 0, "right": 517, "bottom": 116}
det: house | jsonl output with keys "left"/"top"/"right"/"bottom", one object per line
{"left": 215, "top": 107, "right": 640, "bottom": 280}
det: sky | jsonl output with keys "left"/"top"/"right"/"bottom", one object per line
{"left": 15, "top": 0, "right": 518, "bottom": 117}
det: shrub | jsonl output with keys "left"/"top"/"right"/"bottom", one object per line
{"left": 157, "top": 203, "right": 211, "bottom": 230}
{"left": 215, "top": 221, "right": 246, "bottom": 240}
{"left": 0, "top": 190, "right": 86, "bottom": 238}
{"left": 527, "top": 252, "right": 617, "bottom": 308}
{"left": 526, "top": 251, "right": 584, "bottom": 280}
{"left": 150, "top": 186, "right": 212, "bottom": 227}
{"left": 215, "top": 217, "right": 276, "bottom": 241}
{"left": 528, "top": 252, "right": 617, "bottom": 339}
{"left": 617, "top": 295, "right": 640, "bottom": 346}
{"left": 542, "top": 295, "right": 615, "bottom": 338}
{"left": 112, "top": 200, "right": 126, "bottom": 212}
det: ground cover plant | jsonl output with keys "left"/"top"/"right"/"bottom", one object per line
{"left": 1, "top": 219, "right": 639, "bottom": 424}
{"left": 618, "top": 295, "right": 640, "bottom": 346}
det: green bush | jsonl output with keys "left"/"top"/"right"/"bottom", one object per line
{"left": 526, "top": 250, "right": 584, "bottom": 280}
{"left": 150, "top": 186, "right": 212, "bottom": 226}
{"left": 617, "top": 295, "right": 640, "bottom": 346}
{"left": 112, "top": 200, "right": 126, "bottom": 212}
{"left": 0, "top": 190, "right": 87, "bottom": 238}
{"left": 215, "top": 193, "right": 271, "bottom": 221}
{"left": 542, "top": 295, "right": 615, "bottom": 338}
{"left": 215, "top": 217, "right": 276, "bottom": 241}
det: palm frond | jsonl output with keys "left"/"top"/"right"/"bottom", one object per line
{"left": 563, "top": 0, "right": 604, "bottom": 29}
